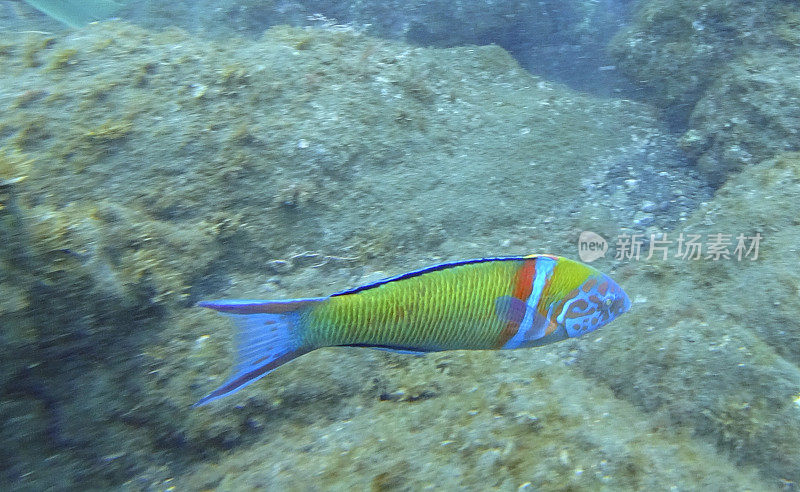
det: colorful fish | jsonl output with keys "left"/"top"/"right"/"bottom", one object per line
{"left": 194, "top": 254, "right": 630, "bottom": 406}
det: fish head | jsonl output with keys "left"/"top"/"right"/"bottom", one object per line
{"left": 556, "top": 273, "right": 631, "bottom": 339}
{"left": 504, "top": 258, "right": 632, "bottom": 349}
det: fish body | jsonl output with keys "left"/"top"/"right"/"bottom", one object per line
{"left": 195, "top": 254, "right": 630, "bottom": 406}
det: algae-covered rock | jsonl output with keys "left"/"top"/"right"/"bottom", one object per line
{"left": 610, "top": 0, "right": 786, "bottom": 122}
{"left": 178, "top": 353, "right": 765, "bottom": 490}
{"left": 0, "top": 21, "right": 671, "bottom": 275}
{"left": 682, "top": 53, "right": 800, "bottom": 184}
{"left": 682, "top": 153, "right": 800, "bottom": 365}
{"left": 0, "top": 194, "right": 222, "bottom": 488}
{"left": 610, "top": 0, "right": 800, "bottom": 183}
{"left": 116, "top": 0, "right": 612, "bottom": 49}
{"left": 577, "top": 153, "right": 800, "bottom": 486}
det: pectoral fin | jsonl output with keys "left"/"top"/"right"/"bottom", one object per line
{"left": 495, "top": 295, "right": 551, "bottom": 348}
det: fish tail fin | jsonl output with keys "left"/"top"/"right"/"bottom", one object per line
{"left": 23, "top": 0, "right": 123, "bottom": 28}
{"left": 193, "top": 297, "right": 326, "bottom": 406}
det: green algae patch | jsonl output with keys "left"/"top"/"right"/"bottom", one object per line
{"left": 83, "top": 119, "right": 133, "bottom": 143}
{"left": 46, "top": 47, "right": 78, "bottom": 71}
{"left": 21, "top": 34, "right": 56, "bottom": 68}
{"left": 0, "top": 147, "right": 34, "bottom": 183}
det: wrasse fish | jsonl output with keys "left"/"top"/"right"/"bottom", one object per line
{"left": 195, "top": 254, "right": 630, "bottom": 406}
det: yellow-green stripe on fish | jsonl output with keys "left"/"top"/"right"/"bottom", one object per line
{"left": 194, "top": 254, "right": 631, "bottom": 406}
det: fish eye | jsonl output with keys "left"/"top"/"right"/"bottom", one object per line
{"left": 604, "top": 297, "right": 613, "bottom": 308}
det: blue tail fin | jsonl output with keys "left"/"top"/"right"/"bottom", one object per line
{"left": 194, "top": 298, "right": 325, "bottom": 406}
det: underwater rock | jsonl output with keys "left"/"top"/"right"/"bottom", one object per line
{"left": 610, "top": 0, "right": 796, "bottom": 130}
{"left": 577, "top": 152, "right": 800, "bottom": 485}
{"left": 609, "top": 0, "right": 800, "bottom": 186}
{"left": 177, "top": 355, "right": 766, "bottom": 490}
{"left": 684, "top": 53, "right": 800, "bottom": 185}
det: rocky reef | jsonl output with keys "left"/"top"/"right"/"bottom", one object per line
{"left": 610, "top": 0, "right": 800, "bottom": 183}
{"left": 579, "top": 152, "right": 800, "bottom": 485}
{"left": 7, "top": 0, "right": 633, "bottom": 96}
{"left": 11, "top": 0, "right": 800, "bottom": 185}
{"left": 0, "top": 13, "right": 797, "bottom": 492}
{"left": 0, "top": 20, "right": 675, "bottom": 489}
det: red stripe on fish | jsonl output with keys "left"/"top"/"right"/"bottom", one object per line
{"left": 494, "top": 259, "right": 537, "bottom": 348}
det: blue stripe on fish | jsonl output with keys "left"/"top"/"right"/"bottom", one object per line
{"left": 502, "top": 256, "right": 555, "bottom": 349}
{"left": 332, "top": 256, "right": 529, "bottom": 296}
